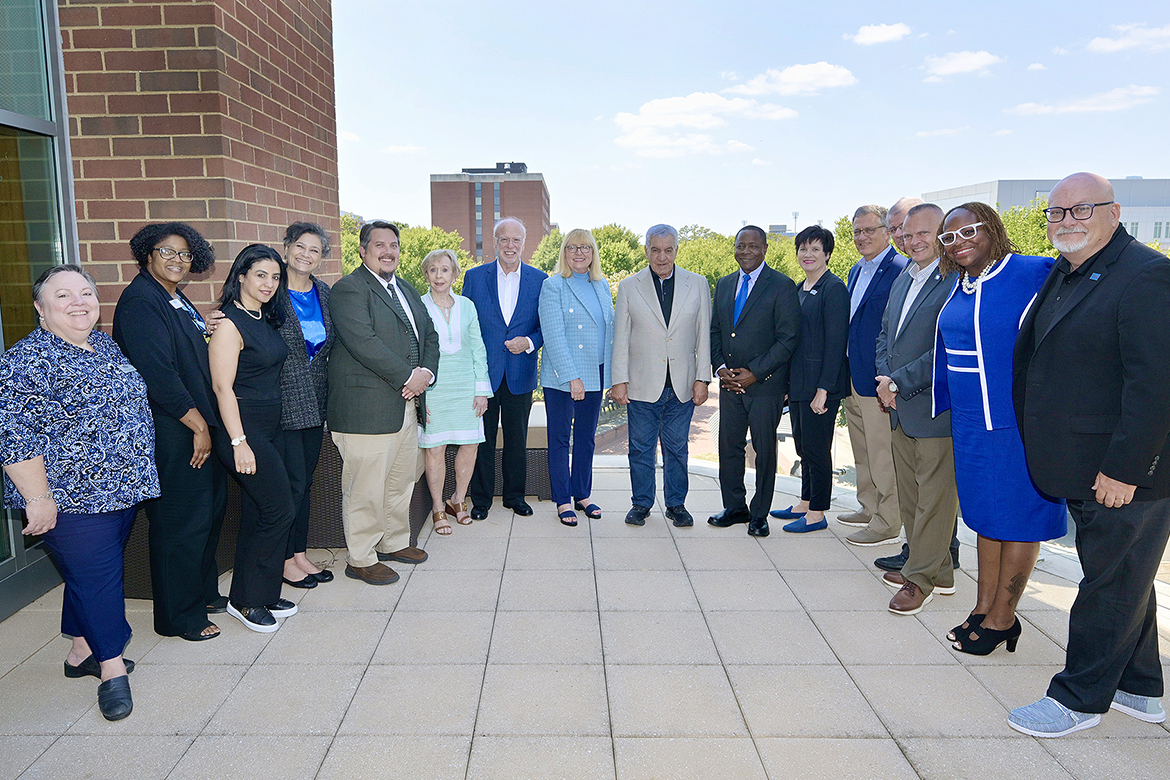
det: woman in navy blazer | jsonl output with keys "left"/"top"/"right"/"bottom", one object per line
{"left": 774, "top": 226, "right": 850, "bottom": 532}
{"left": 538, "top": 229, "right": 615, "bottom": 526}
{"left": 113, "top": 222, "right": 227, "bottom": 642}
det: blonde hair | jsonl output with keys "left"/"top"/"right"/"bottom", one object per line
{"left": 421, "top": 248, "right": 461, "bottom": 279}
{"left": 554, "top": 228, "right": 604, "bottom": 281}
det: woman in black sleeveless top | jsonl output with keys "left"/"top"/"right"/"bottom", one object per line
{"left": 208, "top": 244, "right": 297, "bottom": 633}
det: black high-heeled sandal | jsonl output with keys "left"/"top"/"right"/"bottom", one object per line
{"left": 946, "top": 613, "right": 986, "bottom": 643}
{"left": 952, "top": 616, "right": 1021, "bottom": 656}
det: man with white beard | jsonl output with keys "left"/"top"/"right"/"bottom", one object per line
{"left": 1009, "top": 172, "right": 1170, "bottom": 736}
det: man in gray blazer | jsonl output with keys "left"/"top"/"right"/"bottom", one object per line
{"left": 328, "top": 221, "right": 440, "bottom": 585}
{"left": 874, "top": 204, "right": 960, "bottom": 615}
{"left": 611, "top": 224, "right": 712, "bottom": 527}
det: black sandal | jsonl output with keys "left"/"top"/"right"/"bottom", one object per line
{"left": 559, "top": 509, "right": 579, "bottom": 527}
{"left": 952, "top": 617, "right": 1021, "bottom": 655}
{"left": 178, "top": 622, "right": 221, "bottom": 642}
{"left": 574, "top": 501, "right": 601, "bottom": 519}
{"left": 946, "top": 613, "right": 985, "bottom": 642}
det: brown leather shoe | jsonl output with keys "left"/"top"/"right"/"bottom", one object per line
{"left": 380, "top": 546, "right": 428, "bottom": 565}
{"left": 888, "top": 581, "right": 933, "bottom": 615}
{"left": 882, "top": 570, "right": 955, "bottom": 595}
{"left": 345, "top": 562, "right": 400, "bottom": 585}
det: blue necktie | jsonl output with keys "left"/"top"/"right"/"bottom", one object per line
{"left": 734, "top": 273, "right": 750, "bottom": 324}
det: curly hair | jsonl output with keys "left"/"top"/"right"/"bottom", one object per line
{"left": 128, "top": 222, "right": 215, "bottom": 274}
{"left": 938, "top": 202, "right": 1017, "bottom": 276}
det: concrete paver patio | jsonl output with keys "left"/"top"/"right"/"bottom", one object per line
{"left": 1, "top": 465, "right": 1168, "bottom": 780}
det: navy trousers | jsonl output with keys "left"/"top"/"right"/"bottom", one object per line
{"left": 791, "top": 399, "right": 840, "bottom": 512}
{"left": 544, "top": 367, "right": 605, "bottom": 506}
{"left": 42, "top": 507, "right": 136, "bottom": 662}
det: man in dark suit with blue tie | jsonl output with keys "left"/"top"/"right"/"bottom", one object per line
{"left": 840, "top": 205, "right": 907, "bottom": 547}
{"left": 708, "top": 226, "right": 801, "bottom": 537}
{"left": 462, "top": 218, "right": 547, "bottom": 519}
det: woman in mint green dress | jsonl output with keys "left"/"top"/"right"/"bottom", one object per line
{"left": 420, "top": 249, "right": 491, "bottom": 534}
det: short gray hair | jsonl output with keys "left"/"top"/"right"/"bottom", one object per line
{"left": 32, "top": 264, "right": 98, "bottom": 305}
{"left": 887, "top": 197, "right": 924, "bottom": 222}
{"left": 906, "top": 203, "right": 943, "bottom": 222}
{"left": 852, "top": 204, "right": 889, "bottom": 228}
{"left": 644, "top": 224, "right": 678, "bottom": 250}
{"left": 493, "top": 217, "right": 526, "bottom": 242}
{"left": 421, "top": 248, "right": 461, "bottom": 279}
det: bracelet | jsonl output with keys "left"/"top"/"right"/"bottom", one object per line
{"left": 230, "top": 434, "right": 247, "bottom": 447}
{"left": 24, "top": 492, "right": 53, "bottom": 504}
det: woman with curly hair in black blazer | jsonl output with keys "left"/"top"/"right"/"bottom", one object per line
{"left": 113, "top": 222, "right": 227, "bottom": 642}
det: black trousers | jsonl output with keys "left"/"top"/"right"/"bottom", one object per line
{"left": 791, "top": 398, "right": 840, "bottom": 512}
{"left": 1048, "top": 496, "right": 1170, "bottom": 713}
{"left": 284, "top": 426, "right": 324, "bottom": 557}
{"left": 471, "top": 375, "right": 532, "bottom": 507}
{"left": 718, "top": 391, "right": 784, "bottom": 520}
{"left": 146, "top": 412, "right": 226, "bottom": 636}
{"left": 213, "top": 401, "right": 296, "bottom": 608}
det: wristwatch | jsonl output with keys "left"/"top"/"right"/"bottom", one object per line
{"left": 230, "top": 434, "right": 248, "bottom": 447}
{"left": 887, "top": 380, "right": 899, "bottom": 394}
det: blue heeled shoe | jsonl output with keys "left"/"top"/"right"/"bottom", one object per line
{"left": 769, "top": 505, "right": 807, "bottom": 520}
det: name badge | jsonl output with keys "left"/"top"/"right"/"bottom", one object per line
{"left": 169, "top": 298, "right": 185, "bottom": 309}
{"left": 117, "top": 363, "right": 137, "bottom": 373}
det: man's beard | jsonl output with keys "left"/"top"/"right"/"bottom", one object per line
{"left": 1052, "top": 227, "right": 1090, "bottom": 255}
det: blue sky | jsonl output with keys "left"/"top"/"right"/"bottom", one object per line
{"left": 333, "top": 1, "right": 1167, "bottom": 237}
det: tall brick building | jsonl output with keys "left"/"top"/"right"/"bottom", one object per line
{"left": 0, "top": 0, "right": 341, "bottom": 617}
{"left": 431, "top": 162, "right": 551, "bottom": 264}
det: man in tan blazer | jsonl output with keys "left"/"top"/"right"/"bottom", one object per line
{"left": 611, "top": 224, "right": 712, "bottom": 527}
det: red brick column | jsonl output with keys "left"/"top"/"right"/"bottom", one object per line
{"left": 58, "top": 0, "right": 342, "bottom": 324}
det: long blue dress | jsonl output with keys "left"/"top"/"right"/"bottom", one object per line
{"left": 933, "top": 253, "right": 1066, "bottom": 542}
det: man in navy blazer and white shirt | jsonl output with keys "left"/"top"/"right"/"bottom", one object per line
{"left": 462, "top": 218, "right": 547, "bottom": 519}
{"left": 840, "top": 205, "right": 907, "bottom": 547}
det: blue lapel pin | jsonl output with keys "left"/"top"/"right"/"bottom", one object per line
{"left": 1090, "top": 273, "right": 1101, "bottom": 281}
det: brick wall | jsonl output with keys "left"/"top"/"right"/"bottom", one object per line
{"left": 58, "top": 0, "right": 341, "bottom": 325}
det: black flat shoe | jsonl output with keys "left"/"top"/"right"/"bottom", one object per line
{"left": 97, "top": 675, "right": 133, "bottom": 721}
{"left": 64, "top": 655, "right": 135, "bottom": 680}
{"left": 282, "top": 575, "right": 317, "bottom": 589}
{"left": 227, "top": 602, "right": 279, "bottom": 633}
{"left": 708, "top": 508, "right": 750, "bottom": 527}
{"left": 470, "top": 506, "right": 489, "bottom": 520}
{"left": 952, "top": 616, "right": 1020, "bottom": 655}
{"left": 266, "top": 598, "right": 298, "bottom": 618}
{"left": 503, "top": 500, "right": 534, "bottom": 516}
{"left": 747, "top": 517, "right": 770, "bottom": 537}
{"left": 310, "top": 569, "right": 334, "bottom": 583}
{"left": 206, "top": 595, "right": 229, "bottom": 614}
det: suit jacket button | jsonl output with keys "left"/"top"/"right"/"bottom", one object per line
{"left": 569, "top": 308, "right": 574, "bottom": 313}
{"left": 731, "top": 332, "right": 736, "bottom": 337}
{"left": 578, "top": 324, "right": 583, "bottom": 329}
{"left": 578, "top": 344, "right": 584, "bottom": 349}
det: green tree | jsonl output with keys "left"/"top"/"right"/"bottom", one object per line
{"left": 1000, "top": 197, "right": 1056, "bottom": 258}
{"left": 676, "top": 232, "right": 736, "bottom": 292}
{"left": 530, "top": 228, "right": 563, "bottom": 273}
{"left": 396, "top": 224, "right": 471, "bottom": 295}
{"left": 830, "top": 216, "right": 861, "bottom": 282}
{"left": 340, "top": 213, "right": 361, "bottom": 274}
{"left": 593, "top": 223, "right": 644, "bottom": 280}
{"left": 679, "top": 224, "right": 720, "bottom": 242}
{"left": 766, "top": 231, "right": 799, "bottom": 280}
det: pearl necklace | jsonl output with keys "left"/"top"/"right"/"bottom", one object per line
{"left": 960, "top": 256, "right": 1000, "bottom": 295}
{"left": 234, "top": 301, "right": 263, "bottom": 320}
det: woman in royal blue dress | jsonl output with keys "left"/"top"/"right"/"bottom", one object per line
{"left": 932, "top": 203, "right": 1067, "bottom": 655}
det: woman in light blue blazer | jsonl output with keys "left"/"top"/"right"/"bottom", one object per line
{"left": 539, "top": 228, "right": 614, "bottom": 526}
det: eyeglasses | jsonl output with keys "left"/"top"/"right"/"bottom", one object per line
{"left": 852, "top": 226, "right": 887, "bottom": 238}
{"left": 938, "top": 222, "right": 984, "bottom": 246}
{"left": 565, "top": 245, "right": 593, "bottom": 254}
{"left": 154, "top": 246, "right": 193, "bottom": 263}
{"left": 1042, "top": 202, "right": 1114, "bottom": 223}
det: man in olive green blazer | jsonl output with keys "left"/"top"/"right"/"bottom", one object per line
{"left": 328, "top": 221, "right": 440, "bottom": 585}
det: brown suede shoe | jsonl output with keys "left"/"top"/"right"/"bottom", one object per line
{"left": 345, "top": 562, "right": 400, "bottom": 585}
{"left": 379, "top": 547, "right": 428, "bottom": 565}
{"left": 888, "top": 581, "right": 933, "bottom": 615}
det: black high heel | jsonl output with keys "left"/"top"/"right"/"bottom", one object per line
{"left": 946, "top": 613, "right": 986, "bottom": 643}
{"left": 952, "top": 617, "right": 1021, "bottom": 655}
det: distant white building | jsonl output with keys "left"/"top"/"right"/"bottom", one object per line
{"left": 923, "top": 178, "right": 1170, "bottom": 245}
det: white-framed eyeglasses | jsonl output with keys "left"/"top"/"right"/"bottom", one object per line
{"left": 938, "top": 222, "right": 983, "bottom": 246}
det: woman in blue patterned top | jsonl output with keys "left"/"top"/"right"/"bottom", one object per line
{"left": 275, "top": 222, "right": 336, "bottom": 587}
{"left": 1, "top": 265, "right": 159, "bottom": 722}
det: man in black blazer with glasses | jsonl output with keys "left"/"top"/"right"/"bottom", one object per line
{"left": 1009, "top": 172, "right": 1170, "bottom": 738}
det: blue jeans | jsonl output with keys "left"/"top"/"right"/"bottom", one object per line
{"left": 627, "top": 386, "right": 695, "bottom": 508}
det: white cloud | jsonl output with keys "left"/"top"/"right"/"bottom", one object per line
{"left": 720, "top": 70, "right": 740, "bottom": 80}
{"left": 924, "top": 50, "right": 1003, "bottom": 77}
{"left": 1006, "top": 85, "right": 1159, "bottom": 115}
{"left": 993, "top": 129, "right": 1014, "bottom": 136}
{"left": 1087, "top": 23, "right": 1170, "bottom": 52}
{"left": 379, "top": 144, "right": 424, "bottom": 154}
{"left": 726, "top": 62, "right": 857, "bottom": 96}
{"left": 752, "top": 158, "right": 770, "bottom": 166}
{"left": 914, "top": 127, "right": 968, "bottom": 138}
{"left": 1028, "top": 63, "right": 1046, "bottom": 71}
{"left": 1052, "top": 46, "right": 1069, "bottom": 55}
{"left": 613, "top": 92, "right": 790, "bottom": 157}
{"left": 338, "top": 130, "right": 361, "bottom": 142}
{"left": 845, "top": 23, "right": 910, "bottom": 45}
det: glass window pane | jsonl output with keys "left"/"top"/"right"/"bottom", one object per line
{"left": 0, "top": 0, "right": 52, "bottom": 120}
{"left": 1, "top": 126, "right": 62, "bottom": 351}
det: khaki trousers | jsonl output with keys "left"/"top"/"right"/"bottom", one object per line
{"left": 891, "top": 426, "right": 959, "bottom": 595}
{"left": 332, "top": 411, "right": 422, "bottom": 568}
{"left": 842, "top": 381, "right": 900, "bottom": 536}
